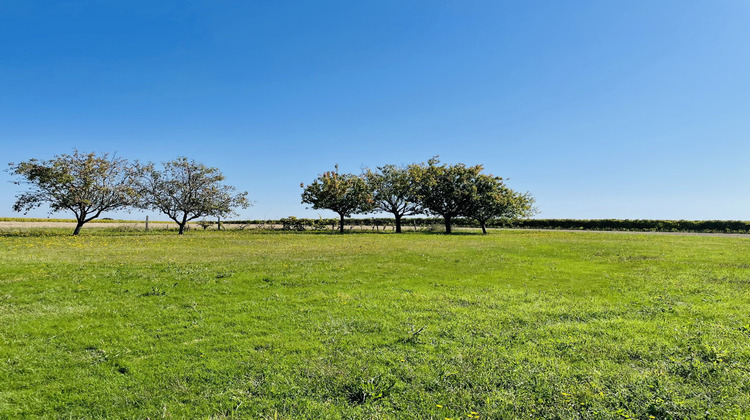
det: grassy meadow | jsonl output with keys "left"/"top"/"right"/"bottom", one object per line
{"left": 1, "top": 229, "right": 750, "bottom": 419}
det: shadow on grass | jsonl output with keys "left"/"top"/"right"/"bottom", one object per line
{"left": 261, "top": 229, "right": 484, "bottom": 236}
{"left": 0, "top": 227, "right": 178, "bottom": 238}
{"left": 0, "top": 228, "right": 74, "bottom": 237}
{"left": 0, "top": 226, "right": 488, "bottom": 238}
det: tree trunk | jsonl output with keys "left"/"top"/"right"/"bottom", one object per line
{"left": 444, "top": 216, "right": 452, "bottom": 234}
{"left": 73, "top": 220, "right": 85, "bottom": 236}
{"left": 339, "top": 214, "right": 345, "bottom": 234}
{"left": 480, "top": 220, "right": 487, "bottom": 234}
{"left": 394, "top": 214, "right": 402, "bottom": 233}
{"left": 178, "top": 214, "right": 188, "bottom": 235}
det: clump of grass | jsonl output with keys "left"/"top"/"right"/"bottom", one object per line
{"left": 344, "top": 374, "right": 397, "bottom": 404}
{"left": 140, "top": 286, "right": 166, "bottom": 296}
{"left": 399, "top": 325, "right": 427, "bottom": 344}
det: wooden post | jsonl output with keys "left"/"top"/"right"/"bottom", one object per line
{"left": 145, "top": 215, "right": 149, "bottom": 231}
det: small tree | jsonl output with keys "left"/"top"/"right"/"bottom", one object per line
{"left": 8, "top": 150, "right": 136, "bottom": 235}
{"left": 301, "top": 165, "right": 373, "bottom": 233}
{"left": 411, "top": 157, "right": 483, "bottom": 234}
{"left": 467, "top": 174, "right": 536, "bottom": 234}
{"left": 135, "top": 157, "right": 250, "bottom": 234}
{"left": 364, "top": 164, "right": 421, "bottom": 233}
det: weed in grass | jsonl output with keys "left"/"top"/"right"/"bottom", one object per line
{"left": 344, "top": 374, "right": 398, "bottom": 404}
{"left": 140, "top": 286, "right": 167, "bottom": 297}
{"left": 400, "top": 325, "right": 427, "bottom": 344}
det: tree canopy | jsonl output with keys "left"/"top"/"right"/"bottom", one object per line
{"left": 466, "top": 173, "right": 536, "bottom": 234}
{"left": 364, "top": 164, "right": 421, "bottom": 233}
{"left": 135, "top": 157, "right": 250, "bottom": 234}
{"left": 8, "top": 150, "right": 137, "bottom": 235}
{"left": 410, "top": 157, "right": 484, "bottom": 234}
{"left": 301, "top": 165, "right": 373, "bottom": 233}
{"left": 303, "top": 158, "right": 535, "bottom": 234}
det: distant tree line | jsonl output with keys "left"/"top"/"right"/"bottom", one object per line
{"left": 301, "top": 157, "right": 536, "bottom": 234}
{"left": 7, "top": 151, "right": 249, "bottom": 235}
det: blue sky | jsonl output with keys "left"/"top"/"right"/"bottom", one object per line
{"left": 2, "top": 1, "right": 749, "bottom": 221}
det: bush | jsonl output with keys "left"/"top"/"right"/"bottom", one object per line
{"left": 226, "top": 218, "right": 750, "bottom": 234}
{"left": 280, "top": 217, "right": 306, "bottom": 231}
{"left": 503, "top": 219, "right": 750, "bottom": 233}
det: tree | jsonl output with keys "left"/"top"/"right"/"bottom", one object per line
{"left": 364, "top": 164, "right": 421, "bottom": 233}
{"left": 8, "top": 150, "right": 137, "bottom": 235}
{"left": 467, "top": 174, "right": 536, "bottom": 234}
{"left": 410, "top": 157, "right": 483, "bottom": 234}
{"left": 135, "top": 157, "right": 250, "bottom": 234}
{"left": 301, "top": 165, "right": 373, "bottom": 233}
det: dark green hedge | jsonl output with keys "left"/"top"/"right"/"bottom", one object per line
{"left": 505, "top": 219, "right": 750, "bottom": 233}
{"left": 225, "top": 218, "right": 750, "bottom": 233}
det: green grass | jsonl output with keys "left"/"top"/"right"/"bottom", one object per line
{"left": 1, "top": 229, "right": 749, "bottom": 419}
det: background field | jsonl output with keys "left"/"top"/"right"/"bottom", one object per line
{"left": 1, "top": 229, "right": 750, "bottom": 419}
{"left": 7, "top": 217, "right": 750, "bottom": 234}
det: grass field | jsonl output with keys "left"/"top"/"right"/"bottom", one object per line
{"left": 1, "top": 229, "right": 749, "bottom": 419}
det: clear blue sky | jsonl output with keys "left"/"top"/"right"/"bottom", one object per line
{"left": 2, "top": 1, "right": 749, "bottom": 221}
